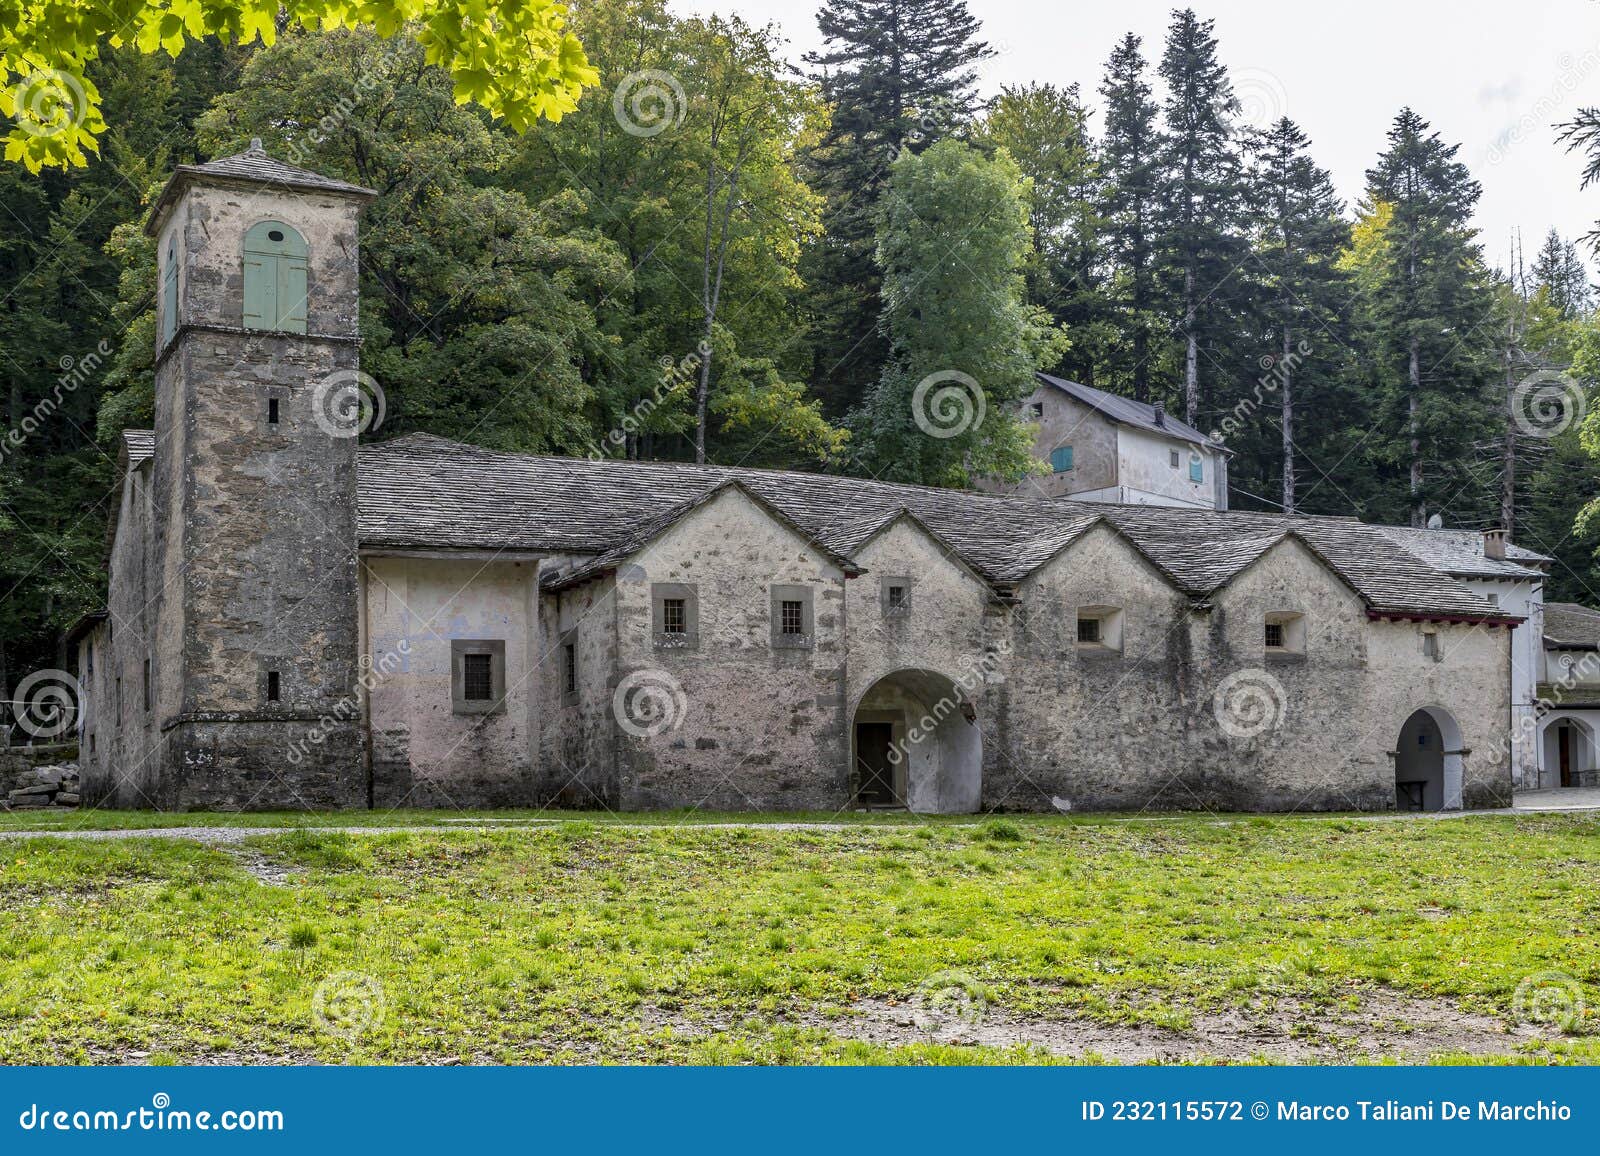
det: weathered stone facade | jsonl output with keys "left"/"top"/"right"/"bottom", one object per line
{"left": 76, "top": 145, "right": 373, "bottom": 809}
{"left": 75, "top": 146, "right": 1526, "bottom": 814}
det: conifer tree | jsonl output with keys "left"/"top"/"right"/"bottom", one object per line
{"left": 801, "top": 0, "right": 993, "bottom": 413}
{"left": 1097, "top": 32, "right": 1163, "bottom": 401}
{"left": 1362, "top": 108, "right": 1497, "bottom": 526}
{"left": 1154, "top": 8, "right": 1247, "bottom": 426}
{"left": 1530, "top": 228, "right": 1593, "bottom": 319}
{"left": 1241, "top": 118, "right": 1349, "bottom": 512}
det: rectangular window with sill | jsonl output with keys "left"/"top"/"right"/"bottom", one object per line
{"left": 651, "top": 583, "right": 699, "bottom": 649}
{"left": 452, "top": 640, "right": 505, "bottom": 714}
{"left": 770, "top": 585, "right": 814, "bottom": 649}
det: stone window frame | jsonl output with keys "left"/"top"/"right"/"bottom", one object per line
{"left": 880, "top": 576, "right": 912, "bottom": 618}
{"left": 651, "top": 582, "right": 699, "bottom": 651}
{"left": 1264, "top": 610, "right": 1307, "bottom": 662}
{"left": 1421, "top": 628, "right": 1442, "bottom": 663}
{"left": 451, "top": 639, "right": 506, "bottom": 715}
{"left": 770, "top": 584, "right": 814, "bottom": 650}
{"left": 1075, "top": 605, "right": 1125, "bottom": 657}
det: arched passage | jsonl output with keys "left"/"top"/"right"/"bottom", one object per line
{"left": 1395, "top": 706, "right": 1464, "bottom": 812}
{"left": 851, "top": 669, "right": 981, "bottom": 814}
{"left": 1540, "top": 715, "right": 1596, "bottom": 788}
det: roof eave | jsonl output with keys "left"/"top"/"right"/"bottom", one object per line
{"left": 144, "top": 166, "right": 379, "bottom": 236}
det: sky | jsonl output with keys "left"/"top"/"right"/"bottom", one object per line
{"left": 674, "top": 0, "right": 1600, "bottom": 275}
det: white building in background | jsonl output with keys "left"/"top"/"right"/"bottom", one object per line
{"left": 1534, "top": 602, "right": 1600, "bottom": 788}
{"left": 983, "top": 374, "right": 1231, "bottom": 510}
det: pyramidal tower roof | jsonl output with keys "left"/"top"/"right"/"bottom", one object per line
{"left": 145, "top": 138, "right": 377, "bottom": 234}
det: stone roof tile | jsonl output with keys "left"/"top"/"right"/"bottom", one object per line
{"left": 358, "top": 434, "right": 1514, "bottom": 621}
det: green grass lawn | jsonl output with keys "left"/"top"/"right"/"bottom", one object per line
{"left": 1, "top": 813, "right": 1597, "bottom": 1065}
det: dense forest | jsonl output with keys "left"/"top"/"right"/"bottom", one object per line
{"left": 5, "top": 0, "right": 1600, "bottom": 695}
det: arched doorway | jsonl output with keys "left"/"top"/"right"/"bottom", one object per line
{"left": 1540, "top": 716, "right": 1595, "bottom": 788}
{"left": 852, "top": 670, "right": 982, "bottom": 813}
{"left": 1395, "top": 707, "right": 1464, "bottom": 812}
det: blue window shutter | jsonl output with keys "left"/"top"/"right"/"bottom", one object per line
{"left": 1050, "top": 445, "right": 1074, "bottom": 472}
{"left": 1189, "top": 454, "right": 1204, "bottom": 483}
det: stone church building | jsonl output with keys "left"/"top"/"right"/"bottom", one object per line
{"left": 68, "top": 145, "right": 1533, "bottom": 814}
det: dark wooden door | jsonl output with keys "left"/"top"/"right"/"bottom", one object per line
{"left": 855, "top": 723, "right": 897, "bottom": 806}
{"left": 1560, "top": 725, "right": 1573, "bottom": 788}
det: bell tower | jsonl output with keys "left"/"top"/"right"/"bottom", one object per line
{"left": 145, "top": 140, "right": 377, "bottom": 808}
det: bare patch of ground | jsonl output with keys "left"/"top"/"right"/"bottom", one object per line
{"left": 794, "top": 990, "right": 1555, "bottom": 1063}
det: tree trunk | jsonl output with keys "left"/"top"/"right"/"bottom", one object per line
{"left": 1184, "top": 267, "right": 1198, "bottom": 426}
{"left": 1281, "top": 326, "right": 1295, "bottom": 514}
{"left": 1501, "top": 353, "right": 1517, "bottom": 535}
{"left": 1408, "top": 335, "right": 1423, "bottom": 527}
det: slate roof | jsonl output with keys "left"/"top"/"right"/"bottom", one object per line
{"left": 145, "top": 140, "right": 377, "bottom": 234}
{"left": 122, "top": 429, "right": 154, "bottom": 468}
{"left": 1376, "top": 526, "right": 1547, "bottom": 580}
{"left": 357, "top": 433, "right": 1516, "bottom": 621}
{"left": 1036, "top": 373, "right": 1225, "bottom": 451}
{"left": 1544, "top": 602, "right": 1600, "bottom": 649}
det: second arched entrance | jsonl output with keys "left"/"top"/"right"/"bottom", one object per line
{"left": 852, "top": 669, "right": 981, "bottom": 813}
{"left": 1394, "top": 706, "right": 1464, "bottom": 812}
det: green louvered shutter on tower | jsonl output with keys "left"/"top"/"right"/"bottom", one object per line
{"left": 242, "top": 221, "right": 308, "bottom": 333}
{"left": 160, "top": 237, "right": 178, "bottom": 348}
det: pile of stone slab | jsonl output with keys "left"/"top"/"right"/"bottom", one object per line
{"left": 5, "top": 764, "right": 79, "bottom": 809}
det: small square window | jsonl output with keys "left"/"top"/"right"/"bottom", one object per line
{"left": 453, "top": 640, "right": 506, "bottom": 714}
{"left": 266, "top": 670, "right": 279, "bottom": 702}
{"left": 1076, "top": 606, "right": 1124, "bottom": 654}
{"left": 1422, "top": 632, "right": 1440, "bottom": 661}
{"left": 888, "top": 585, "right": 907, "bottom": 609}
{"left": 770, "top": 585, "right": 814, "bottom": 649}
{"left": 1050, "top": 445, "right": 1074, "bottom": 473}
{"left": 1264, "top": 612, "right": 1305, "bottom": 659}
{"left": 652, "top": 583, "right": 699, "bottom": 649}
{"left": 1028, "top": 402, "right": 1044, "bottom": 420}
